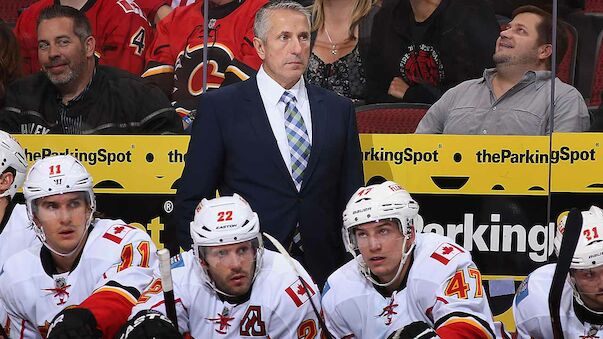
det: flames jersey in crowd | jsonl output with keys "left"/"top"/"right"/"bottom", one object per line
{"left": 130, "top": 0, "right": 170, "bottom": 22}
{"left": 514, "top": 264, "right": 603, "bottom": 338}
{"left": 322, "top": 233, "right": 497, "bottom": 338}
{"left": 0, "top": 203, "right": 38, "bottom": 336}
{"left": 131, "top": 250, "right": 322, "bottom": 338}
{"left": 142, "top": 0, "right": 265, "bottom": 124}
{"left": 14, "top": 0, "right": 152, "bottom": 76}
{"left": 0, "top": 220, "right": 157, "bottom": 339}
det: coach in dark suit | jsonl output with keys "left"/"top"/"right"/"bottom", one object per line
{"left": 174, "top": 0, "right": 363, "bottom": 286}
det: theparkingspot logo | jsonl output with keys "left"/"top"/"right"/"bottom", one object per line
{"left": 476, "top": 146, "right": 596, "bottom": 164}
{"left": 24, "top": 148, "right": 133, "bottom": 166}
{"left": 363, "top": 147, "right": 439, "bottom": 165}
{"left": 417, "top": 213, "right": 556, "bottom": 262}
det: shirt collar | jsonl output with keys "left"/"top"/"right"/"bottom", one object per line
{"left": 55, "top": 67, "right": 96, "bottom": 107}
{"left": 257, "top": 66, "right": 305, "bottom": 106}
{"left": 481, "top": 68, "right": 550, "bottom": 91}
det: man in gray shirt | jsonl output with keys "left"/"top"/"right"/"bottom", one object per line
{"left": 416, "top": 5, "right": 589, "bottom": 135}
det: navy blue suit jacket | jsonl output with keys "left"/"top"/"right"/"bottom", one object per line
{"left": 174, "top": 77, "right": 364, "bottom": 286}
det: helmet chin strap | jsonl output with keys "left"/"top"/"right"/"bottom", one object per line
{"left": 199, "top": 246, "right": 263, "bottom": 298}
{"left": 35, "top": 211, "right": 94, "bottom": 258}
{"left": 360, "top": 235, "right": 415, "bottom": 287}
{"left": 570, "top": 276, "right": 603, "bottom": 315}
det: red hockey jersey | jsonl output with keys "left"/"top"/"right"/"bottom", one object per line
{"left": 142, "top": 0, "right": 265, "bottom": 124}
{"left": 14, "top": 0, "right": 152, "bottom": 76}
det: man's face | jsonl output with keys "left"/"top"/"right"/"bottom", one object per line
{"left": 253, "top": 9, "right": 310, "bottom": 89}
{"left": 572, "top": 265, "right": 603, "bottom": 311}
{"left": 37, "top": 17, "right": 93, "bottom": 86}
{"left": 34, "top": 192, "right": 91, "bottom": 255}
{"left": 355, "top": 220, "right": 411, "bottom": 283}
{"left": 493, "top": 13, "right": 550, "bottom": 68}
{"left": 203, "top": 241, "right": 257, "bottom": 296}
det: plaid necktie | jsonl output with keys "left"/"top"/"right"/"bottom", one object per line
{"left": 280, "top": 91, "right": 311, "bottom": 191}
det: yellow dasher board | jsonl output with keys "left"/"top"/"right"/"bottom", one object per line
{"left": 14, "top": 133, "right": 603, "bottom": 194}
{"left": 360, "top": 133, "right": 603, "bottom": 194}
{"left": 16, "top": 135, "right": 189, "bottom": 194}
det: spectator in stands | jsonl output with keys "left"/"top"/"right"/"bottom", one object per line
{"left": 416, "top": 5, "right": 590, "bottom": 135}
{"left": 0, "top": 20, "right": 20, "bottom": 108}
{"left": 305, "top": 0, "right": 379, "bottom": 105}
{"left": 13, "top": 0, "right": 152, "bottom": 76}
{"left": 134, "top": 0, "right": 172, "bottom": 24}
{"left": 0, "top": 6, "right": 182, "bottom": 134}
{"left": 142, "top": 0, "right": 267, "bottom": 129}
{"left": 365, "top": 0, "right": 499, "bottom": 104}
{"left": 484, "top": 0, "right": 583, "bottom": 20}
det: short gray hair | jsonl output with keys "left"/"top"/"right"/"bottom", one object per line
{"left": 38, "top": 5, "right": 92, "bottom": 43}
{"left": 254, "top": 0, "right": 311, "bottom": 42}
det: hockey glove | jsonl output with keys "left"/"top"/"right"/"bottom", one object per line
{"left": 115, "top": 310, "right": 182, "bottom": 339}
{"left": 388, "top": 321, "right": 440, "bottom": 339}
{"left": 47, "top": 307, "right": 102, "bottom": 339}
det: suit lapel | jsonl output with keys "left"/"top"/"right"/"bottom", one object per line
{"left": 244, "top": 79, "right": 297, "bottom": 191}
{"left": 302, "top": 84, "right": 325, "bottom": 191}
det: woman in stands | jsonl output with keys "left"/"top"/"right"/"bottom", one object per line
{"left": 0, "top": 19, "right": 21, "bottom": 107}
{"left": 306, "top": 0, "right": 380, "bottom": 105}
{"left": 365, "top": 0, "right": 499, "bottom": 104}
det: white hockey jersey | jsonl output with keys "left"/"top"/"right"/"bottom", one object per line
{"left": 0, "top": 204, "right": 38, "bottom": 271}
{"left": 322, "top": 233, "right": 497, "bottom": 339}
{"left": 0, "top": 203, "right": 39, "bottom": 335}
{"left": 0, "top": 219, "right": 157, "bottom": 339}
{"left": 513, "top": 263, "right": 603, "bottom": 338}
{"left": 131, "top": 249, "right": 322, "bottom": 338}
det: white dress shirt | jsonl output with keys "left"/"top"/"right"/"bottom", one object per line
{"left": 256, "top": 66, "right": 312, "bottom": 182}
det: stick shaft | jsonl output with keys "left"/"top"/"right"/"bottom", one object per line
{"left": 157, "top": 248, "right": 179, "bottom": 330}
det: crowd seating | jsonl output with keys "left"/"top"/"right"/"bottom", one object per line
{"left": 585, "top": 0, "right": 603, "bottom": 14}
{"left": 591, "top": 30, "right": 603, "bottom": 106}
{"left": 558, "top": 22, "right": 578, "bottom": 85}
{"left": 355, "top": 103, "right": 430, "bottom": 134}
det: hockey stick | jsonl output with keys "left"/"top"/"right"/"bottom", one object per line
{"left": 548, "top": 208, "right": 582, "bottom": 339}
{"left": 262, "top": 232, "right": 334, "bottom": 339}
{"left": 157, "top": 248, "right": 179, "bottom": 330}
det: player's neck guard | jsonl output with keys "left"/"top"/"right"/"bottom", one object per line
{"left": 574, "top": 294, "right": 603, "bottom": 325}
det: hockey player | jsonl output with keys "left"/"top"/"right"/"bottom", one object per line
{"left": 0, "top": 131, "right": 32, "bottom": 270}
{"left": 0, "top": 155, "right": 158, "bottom": 338}
{"left": 142, "top": 0, "right": 267, "bottom": 128}
{"left": 117, "top": 194, "right": 322, "bottom": 338}
{"left": 13, "top": 0, "right": 152, "bottom": 75}
{"left": 514, "top": 205, "right": 603, "bottom": 338}
{"left": 322, "top": 180, "right": 498, "bottom": 338}
{"left": 0, "top": 130, "right": 34, "bottom": 338}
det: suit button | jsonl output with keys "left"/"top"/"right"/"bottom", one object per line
{"left": 298, "top": 198, "right": 303, "bottom": 203}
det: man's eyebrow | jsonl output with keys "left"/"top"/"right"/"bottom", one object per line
{"left": 512, "top": 23, "right": 528, "bottom": 31}
{"left": 38, "top": 34, "right": 72, "bottom": 42}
